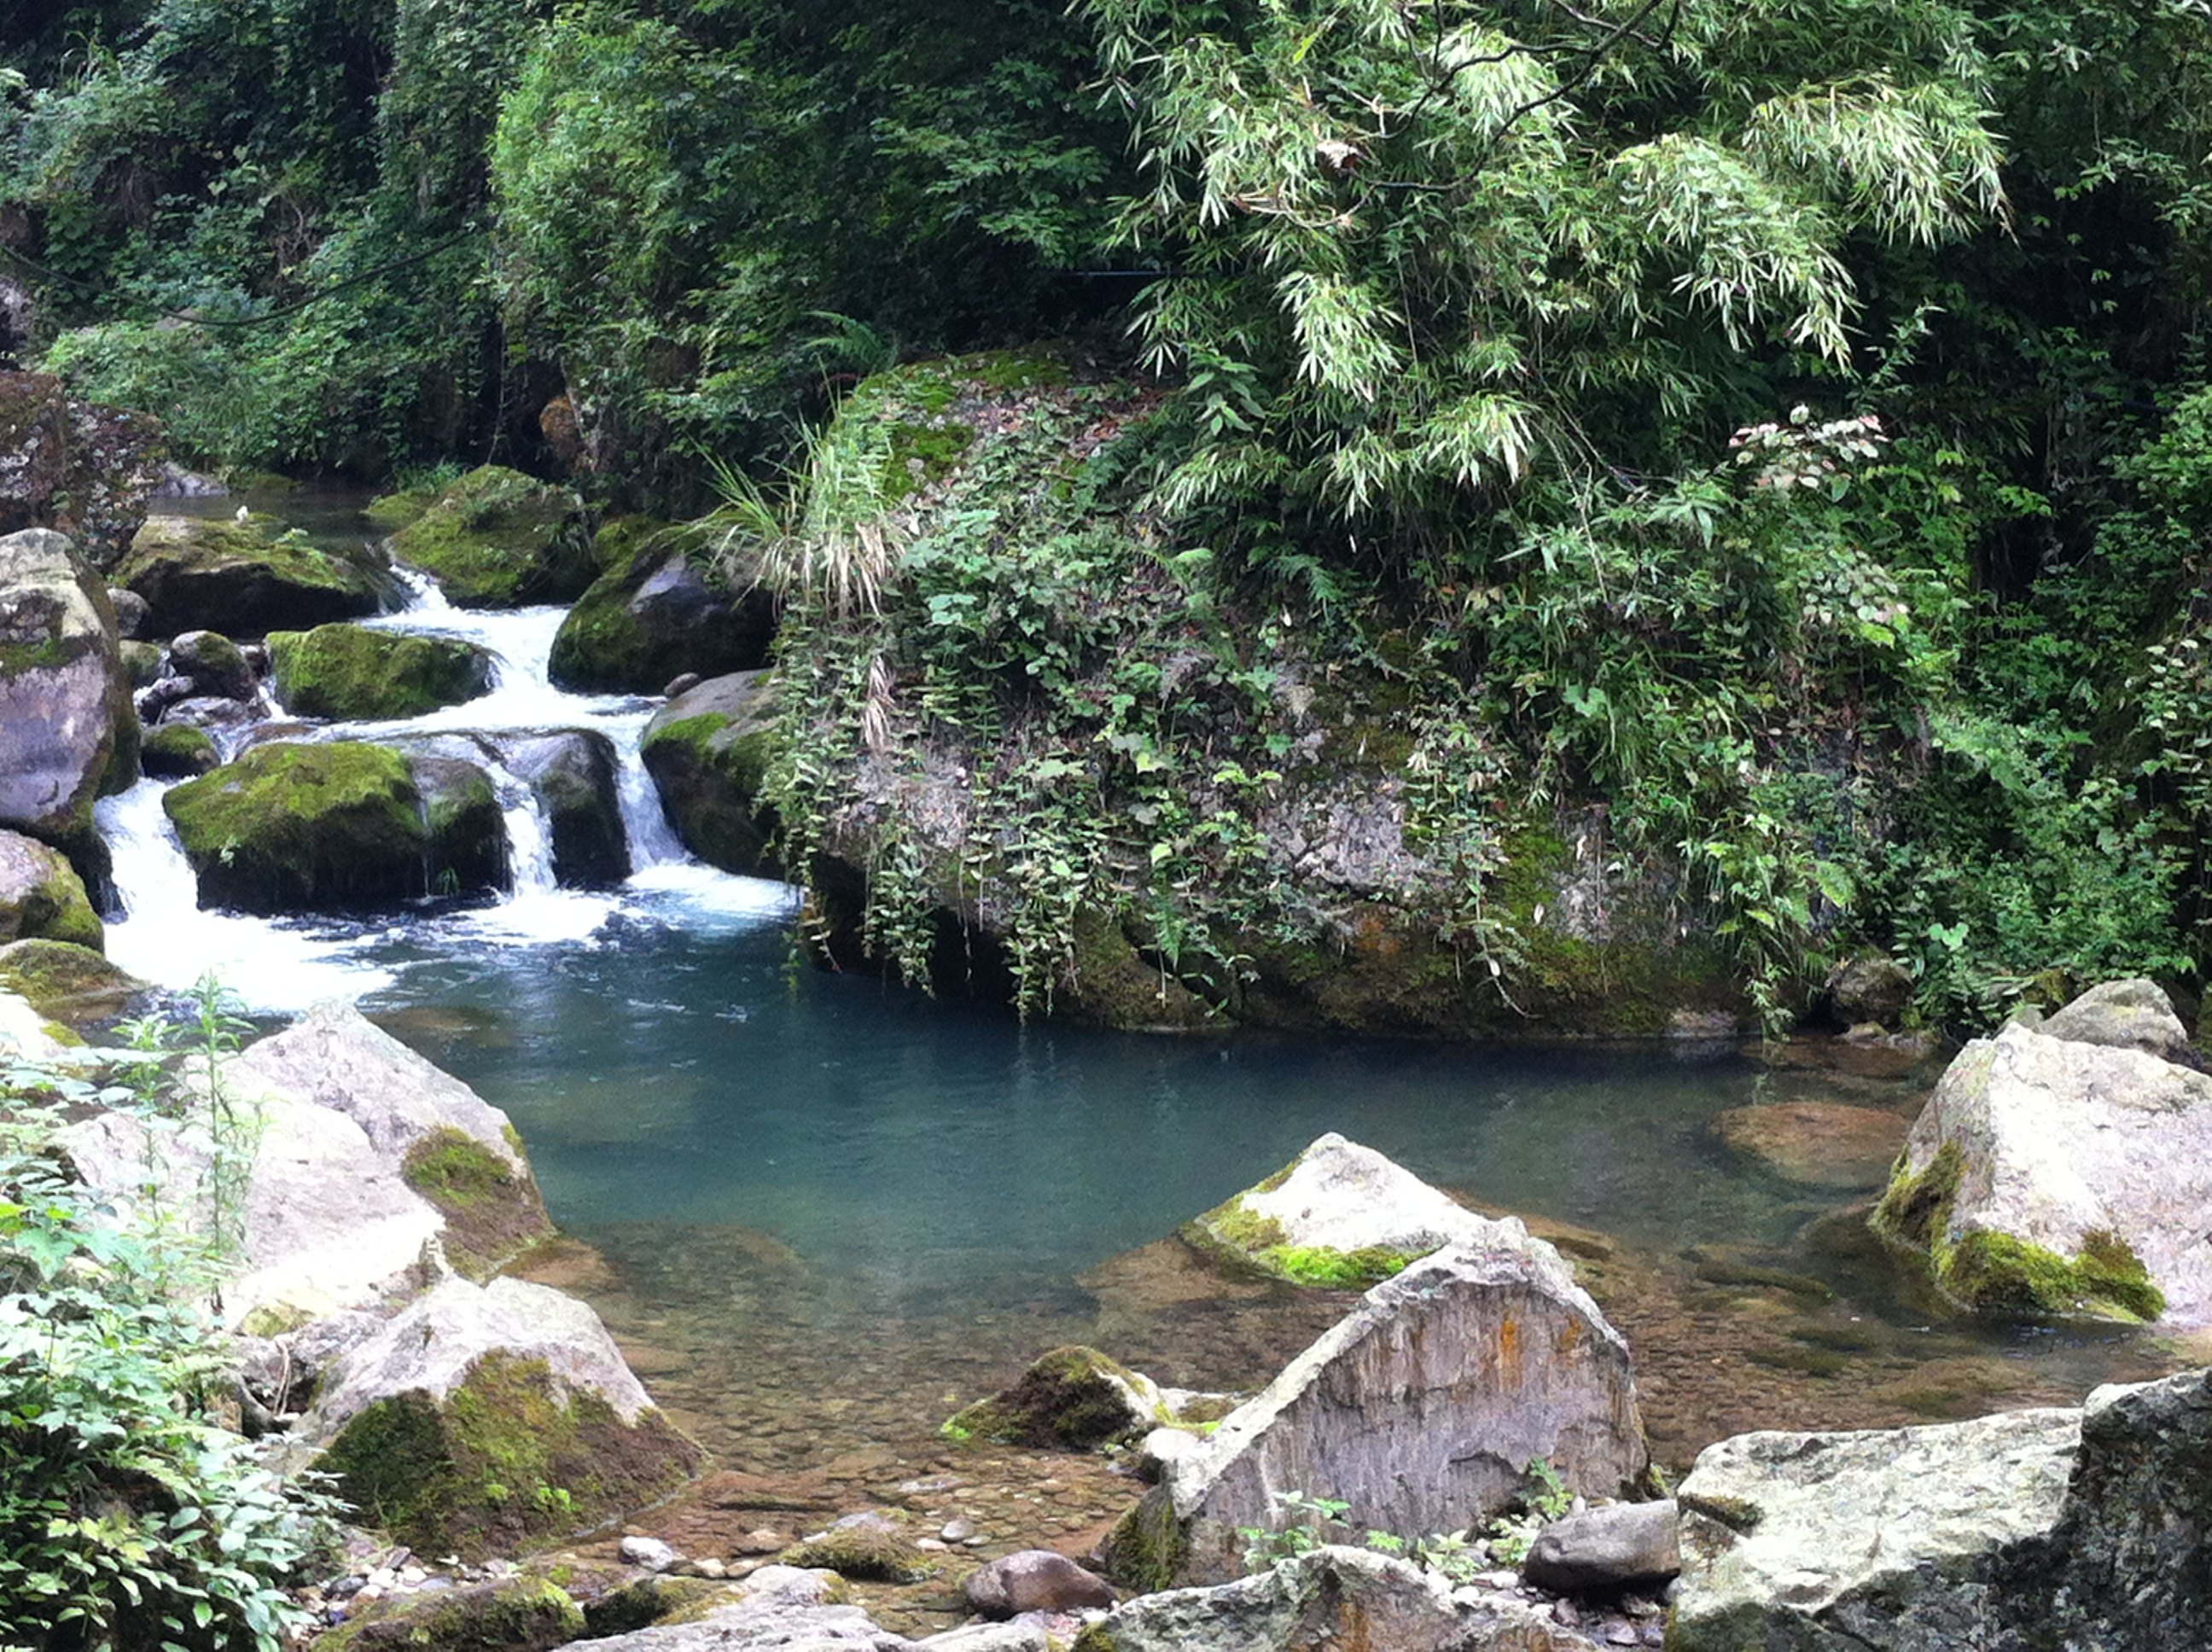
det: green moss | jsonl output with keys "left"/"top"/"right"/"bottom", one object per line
{"left": 1871, "top": 1139, "right": 2165, "bottom": 1322}
{"left": 163, "top": 741, "right": 428, "bottom": 912}
{"left": 237, "top": 1302, "right": 315, "bottom": 1338}
{"left": 318, "top": 1352, "right": 701, "bottom": 1560}
{"left": 317, "top": 1576, "right": 584, "bottom": 1652}
{"left": 115, "top": 515, "right": 382, "bottom": 610}
{"left": 1178, "top": 1190, "right": 1412, "bottom": 1288}
{"left": 1100, "top": 1486, "right": 1188, "bottom": 1593}
{"left": 386, "top": 466, "right": 591, "bottom": 608}
{"left": 141, "top": 720, "right": 219, "bottom": 777}
{"left": 583, "top": 1577, "right": 739, "bottom": 1637}
{"left": 0, "top": 839, "right": 101, "bottom": 951}
{"left": 944, "top": 1345, "right": 1153, "bottom": 1449}
{"left": 400, "top": 1127, "right": 552, "bottom": 1278}
{"left": 268, "top": 623, "right": 492, "bottom": 720}
{"left": 777, "top": 1527, "right": 933, "bottom": 1582}
{"left": 0, "top": 939, "right": 141, "bottom": 1026}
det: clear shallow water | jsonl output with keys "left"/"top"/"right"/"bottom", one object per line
{"left": 98, "top": 489, "right": 2178, "bottom": 1476}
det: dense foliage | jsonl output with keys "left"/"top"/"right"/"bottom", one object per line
{"left": 4, "top": 0, "right": 2210, "bottom": 1027}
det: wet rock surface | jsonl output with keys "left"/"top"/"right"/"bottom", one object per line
{"left": 641, "top": 671, "right": 779, "bottom": 875}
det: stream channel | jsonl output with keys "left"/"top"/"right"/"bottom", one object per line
{"left": 92, "top": 492, "right": 2183, "bottom": 1507}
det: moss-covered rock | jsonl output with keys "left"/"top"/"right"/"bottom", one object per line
{"left": 140, "top": 719, "right": 220, "bottom": 777}
{"left": 640, "top": 672, "right": 779, "bottom": 875}
{"left": 386, "top": 466, "right": 591, "bottom": 608}
{"left": 509, "top": 732, "right": 628, "bottom": 885}
{"left": 318, "top": 1578, "right": 585, "bottom": 1652}
{"left": 162, "top": 741, "right": 429, "bottom": 913}
{"left": 548, "top": 518, "right": 776, "bottom": 694}
{"left": 268, "top": 622, "right": 493, "bottom": 719}
{"left": 114, "top": 513, "right": 384, "bottom": 635}
{"left": 777, "top": 1525, "right": 934, "bottom": 1584}
{"left": 414, "top": 755, "right": 509, "bottom": 898}
{"left": 0, "top": 828, "right": 101, "bottom": 950}
{"left": 119, "top": 637, "right": 160, "bottom": 687}
{"left": 402, "top": 1126, "right": 552, "bottom": 1278}
{"left": 0, "top": 939, "right": 144, "bottom": 1026}
{"left": 943, "top": 1346, "right": 1165, "bottom": 1450}
{"left": 0, "top": 527, "right": 138, "bottom": 848}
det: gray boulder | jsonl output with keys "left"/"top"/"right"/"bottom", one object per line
{"left": 167, "top": 628, "right": 257, "bottom": 700}
{"left": 1670, "top": 1406, "right": 2081, "bottom": 1651}
{"left": 1104, "top": 1241, "right": 1647, "bottom": 1588}
{"left": 548, "top": 517, "right": 775, "bottom": 695}
{"left": 2039, "top": 976, "right": 2194, "bottom": 1062}
{"left": 1871, "top": 1018, "right": 2212, "bottom": 1325}
{"left": 1180, "top": 1131, "right": 1526, "bottom": 1288}
{"left": 509, "top": 730, "right": 629, "bottom": 885}
{"left": 1074, "top": 1546, "right": 1587, "bottom": 1652}
{"left": 0, "top": 827, "right": 102, "bottom": 950}
{"left": 963, "top": 1550, "right": 1114, "bottom": 1618}
{"left": 1824, "top": 954, "right": 1914, "bottom": 1027}
{"left": 640, "top": 672, "right": 778, "bottom": 875}
{"left": 1522, "top": 1500, "right": 1679, "bottom": 1593}
{"left": 306, "top": 1275, "right": 702, "bottom": 1559}
{"left": 0, "top": 526, "right": 137, "bottom": 846}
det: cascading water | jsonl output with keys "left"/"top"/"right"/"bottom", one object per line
{"left": 97, "top": 525, "right": 798, "bottom": 1012}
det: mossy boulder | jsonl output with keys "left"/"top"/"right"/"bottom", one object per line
{"left": 0, "top": 939, "right": 143, "bottom": 1026}
{"left": 640, "top": 672, "right": 779, "bottom": 875}
{"left": 402, "top": 1126, "right": 551, "bottom": 1278}
{"left": 1868, "top": 1015, "right": 2212, "bottom": 1325}
{"left": 166, "top": 628, "right": 255, "bottom": 699}
{"left": 114, "top": 513, "right": 384, "bottom": 635}
{"left": 318, "top": 1578, "right": 584, "bottom": 1652}
{"left": 777, "top": 1525, "right": 934, "bottom": 1584}
{"left": 0, "top": 828, "right": 101, "bottom": 950}
{"left": 414, "top": 756, "right": 509, "bottom": 899}
{"left": 0, "top": 527, "right": 137, "bottom": 848}
{"left": 509, "top": 731, "right": 628, "bottom": 885}
{"left": 386, "top": 466, "right": 591, "bottom": 608}
{"left": 119, "top": 637, "right": 161, "bottom": 687}
{"left": 139, "top": 719, "right": 219, "bottom": 777}
{"left": 268, "top": 622, "right": 492, "bottom": 720}
{"left": 1179, "top": 1132, "right": 1510, "bottom": 1288}
{"left": 162, "top": 741, "right": 433, "bottom": 913}
{"left": 548, "top": 518, "right": 776, "bottom": 694}
{"left": 309, "top": 1277, "right": 701, "bottom": 1559}
{"left": 944, "top": 1346, "right": 1167, "bottom": 1450}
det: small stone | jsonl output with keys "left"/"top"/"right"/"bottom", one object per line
{"left": 1553, "top": 1600, "right": 1581, "bottom": 1627}
{"left": 619, "top": 1535, "right": 679, "bottom": 1573}
{"left": 1606, "top": 1624, "right": 1639, "bottom": 1646}
{"left": 917, "top": 1538, "right": 951, "bottom": 1553}
{"left": 736, "top": 1529, "right": 787, "bottom": 1555}
{"left": 964, "top": 1550, "right": 1115, "bottom": 1619}
{"left": 942, "top": 1519, "right": 977, "bottom": 1543}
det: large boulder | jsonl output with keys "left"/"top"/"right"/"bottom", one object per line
{"left": 2037, "top": 975, "right": 2195, "bottom": 1062}
{"left": 1072, "top": 1546, "right": 1588, "bottom": 1652}
{"left": 62, "top": 1003, "right": 551, "bottom": 1322}
{"left": 0, "top": 526, "right": 137, "bottom": 847}
{"left": 1871, "top": 1004, "right": 2212, "bottom": 1326}
{"left": 415, "top": 755, "right": 510, "bottom": 897}
{"left": 306, "top": 1275, "right": 701, "bottom": 1557}
{"left": 509, "top": 730, "right": 628, "bottom": 885}
{"left": 384, "top": 465, "right": 591, "bottom": 608}
{"left": 1669, "top": 1405, "right": 2083, "bottom": 1650}
{"left": 0, "top": 827, "right": 102, "bottom": 949}
{"left": 1103, "top": 1242, "right": 1648, "bottom": 1589}
{"left": 268, "top": 621, "right": 493, "bottom": 720}
{"left": 640, "top": 672, "right": 778, "bottom": 875}
{"left": 115, "top": 513, "right": 385, "bottom": 635}
{"left": 0, "top": 370, "right": 163, "bottom": 567}
{"left": 1181, "top": 1131, "right": 1524, "bottom": 1288}
{"left": 548, "top": 518, "right": 775, "bottom": 694}
{"left": 162, "top": 741, "right": 504, "bottom": 913}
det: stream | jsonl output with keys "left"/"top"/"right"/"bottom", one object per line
{"left": 90, "top": 492, "right": 2182, "bottom": 1484}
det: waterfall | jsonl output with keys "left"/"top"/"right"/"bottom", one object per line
{"left": 96, "top": 515, "right": 797, "bottom": 1013}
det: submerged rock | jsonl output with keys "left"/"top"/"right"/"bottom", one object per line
{"left": 1710, "top": 1100, "right": 1910, "bottom": 1190}
{"left": 0, "top": 827, "right": 102, "bottom": 949}
{"left": 1074, "top": 1545, "right": 1586, "bottom": 1652}
{"left": 1180, "top": 1131, "right": 1521, "bottom": 1288}
{"left": 0, "top": 527, "right": 138, "bottom": 849}
{"left": 1104, "top": 1241, "right": 1647, "bottom": 1588}
{"left": 307, "top": 1275, "right": 701, "bottom": 1558}
{"left": 268, "top": 621, "right": 492, "bottom": 719}
{"left": 549, "top": 516, "right": 774, "bottom": 694}
{"left": 385, "top": 465, "right": 591, "bottom": 608}
{"left": 115, "top": 513, "right": 384, "bottom": 635}
{"left": 1872, "top": 999, "right": 2212, "bottom": 1326}
{"left": 641, "top": 671, "right": 779, "bottom": 875}
{"left": 1670, "top": 1405, "right": 2081, "bottom": 1650}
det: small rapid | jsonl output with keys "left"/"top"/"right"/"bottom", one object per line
{"left": 97, "top": 545, "right": 799, "bottom": 1013}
